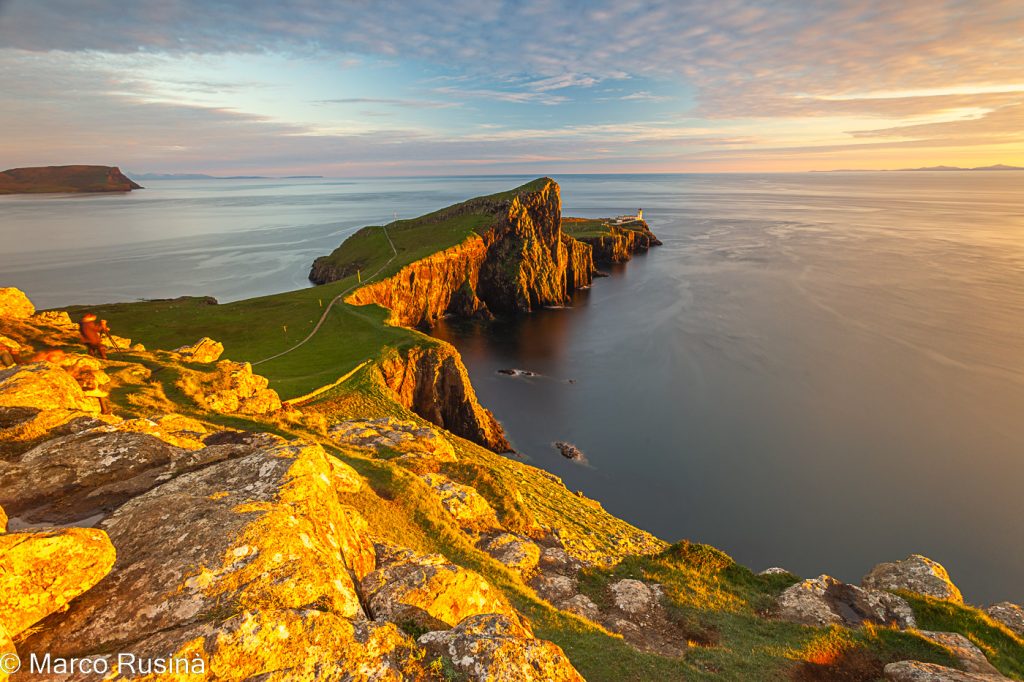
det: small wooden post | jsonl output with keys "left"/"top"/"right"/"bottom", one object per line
{"left": 357, "top": 270, "right": 362, "bottom": 283}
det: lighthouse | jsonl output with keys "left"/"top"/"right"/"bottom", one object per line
{"left": 637, "top": 208, "right": 643, "bottom": 220}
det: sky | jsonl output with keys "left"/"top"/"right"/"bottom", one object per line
{"left": 0, "top": 0, "right": 1022, "bottom": 175}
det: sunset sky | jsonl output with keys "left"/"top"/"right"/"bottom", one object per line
{"left": 1, "top": 0, "right": 1022, "bottom": 175}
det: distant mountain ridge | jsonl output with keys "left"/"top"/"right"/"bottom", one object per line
{"left": 0, "top": 165, "right": 143, "bottom": 194}
{"left": 818, "top": 164, "right": 1024, "bottom": 172}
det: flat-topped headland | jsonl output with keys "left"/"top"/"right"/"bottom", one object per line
{"left": 0, "top": 165, "right": 143, "bottom": 194}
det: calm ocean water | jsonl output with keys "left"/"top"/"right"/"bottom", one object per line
{"left": 3, "top": 173, "right": 1022, "bottom": 603}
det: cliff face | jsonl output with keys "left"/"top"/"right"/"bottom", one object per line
{"left": 579, "top": 221, "right": 662, "bottom": 265}
{"left": 346, "top": 235, "right": 490, "bottom": 327}
{"left": 0, "top": 165, "right": 143, "bottom": 194}
{"left": 343, "top": 178, "right": 594, "bottom": 328}
{"left": 375, "top": 342, "right": 511, "bottom": 452}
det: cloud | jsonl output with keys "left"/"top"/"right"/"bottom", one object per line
{"left": 316, "top": 97, "right": 455, "bottom": 109}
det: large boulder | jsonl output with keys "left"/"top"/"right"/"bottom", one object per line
{"left": 863, "top": 555, "right": 963, "bottom": 604}
{"left": 420, "top": 472, "right": 501, "bottom": 532}
{"left": 479, "top": 533, "right": 541, "bottom": 577}
{"left": 359, "top": 544, "right": 519, "bottom": 631}
{"left": 777, "top": 574, "right": 916, "bottom": 628}
{"left": 183, "top": 361, "right": 281, "bottom": 415}
{"left": 0, "top": 287, "right": 34, "bottom": 319}
{"left": 917, "top": 631, "right": 1001, "bottom": 675}
{"left": 174, "top": 337, "right": 225, "bottom": 363}
{"left": 0, "top": 362, "right": 96, "bottom": 413}
{"left": 0, "top": 429, "right": 260, "bottom": 525}
{"left": 884, "top": 660, "right": 1010, "bottom": 681}
{"left": 330, "top": 417, "right": 457, "bottom": 461}
{"left": 0, "top": 527, "right": 115, "bottom": 638}
{"left": 985, "top": 602, "right": 1024, "bottom": 638}
{"left": 20, "top": 439, "right": 372, "bottom": 659}
{"left": 418, "top": 614, "right": 585, "bottom": 682}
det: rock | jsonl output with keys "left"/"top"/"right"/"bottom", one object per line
{"left": 174, "top": 337, "right": 225, "bottom": 363}
{"left": 554, "top": 441, "right": 586, "bottom": 462}
{"left": 0, "top": 429, "right": 260, "bottom": 525}
{"left": 0, "top": 504, "right": 6, "bottom": 533}
{"left": 330, "top": 417, "right": 457, "bottom": 461}
{"left": 420, "top": 472, "right": 501, "bottom": 531}
{"left": 0, "top": 362, "right": 96, "bottom": 414}
{"left": 863, "top": 555, "right": 963, "bottom": 604}
{"left": 183, "top": 361, "right": 282, "bottom": 415}
{"left": 777, "top": 575, "right": 916, "bottom": 628}
{"left": 884, "top": 660, "right": 1010, "bottom": 681}
{"left": 0, "top": 527, "right": 115, "bottom": 638}
{"left": 0, "top": 287, "right": 34, "bottom": 319}
{"left": 530, "top": 574, "right": 578, "bottom": 603}
{"left": 359, "top": 544, "right": 518, "bottom": 631}
{"left": 760, "top": 567, "right": 793, "bottom": 576}
{"left": 479, "top": 533, "right": 541, "bottom": 576}
{"left": 918, "top": 631, "right": 1001, "bottom": 675}
{"left": 418, "top": 613, "right": 585, "bottom": 682}
{"left": 30, "top": 310, "right": 74, "bottom": 327}
{"left": 985, "top": 602, "right": 1024, "bottom": 637}
{"left": 559, "top": 593, "right": 600, "bottom": 620}
{"left": 539, "top": 546, "right": 580, "bottom": 575}
{"left": 610, "top": 579, "right": 659, "bottom": 615}
{"left": 20, "top": 439, "right": 372, "bottom": 658}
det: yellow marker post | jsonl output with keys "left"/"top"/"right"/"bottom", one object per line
{"left": 357, "top": 270, "right": 361, "bottom": 283}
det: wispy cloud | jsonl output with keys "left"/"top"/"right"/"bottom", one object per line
{"left": 316, "top": 97, "right": 455, "bottom": 109}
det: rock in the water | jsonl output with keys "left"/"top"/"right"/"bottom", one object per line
{"left": 884, "top": 660, "right": 1010, "bottom": 681}
{"left": 0, "top": 287, "right": 35, "bottom": 319}
{"left": 554, "top": 440, "right": 586, "bottom": 462}
{"left": 359, "top": 544, "right": 518, "bottom": 631}
{"left": 0, "top": 527, "right": 115, "bottom": 638}
{"left": 174, "top": 336, "right": 225, "bottom": 363}
{"left": 19, "top": 439, "right": 372, "bottom": 658}
{"left": 418, "top": 613, "right": 585, "bottom": 682}
{"left": 985, "top": 602, "right": 1024, "bottom": 637}
{"left": 777, "top": 574, "right": 916, "bottom": 628}
{"left": 862, "top": 554, "right": 963, "bottom": 604}
{"left": 480, "top": 533, "right": 541, "bottom": 577}
{"left": 917, "top": 631, "right": 1001, "bottom": 675}
{"left": 330, "top": 417, "right": 457, "bottom": 461}
{"left": 420, "top": 472, "right": 501, "bottom": 531}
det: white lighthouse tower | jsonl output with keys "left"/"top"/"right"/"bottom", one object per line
{"left": 637, "top": 208, "right": 643, "bottom": 220}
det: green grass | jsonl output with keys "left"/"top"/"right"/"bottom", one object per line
{"left": 903, "top": 593, "right": 1024, "bottom": 679}
{"left": 561, "top": 218, "right": 616, "bottom": 238}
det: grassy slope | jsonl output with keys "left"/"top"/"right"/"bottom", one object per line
{"left": 561, "top": 216, "right": 648, "bottom": 239}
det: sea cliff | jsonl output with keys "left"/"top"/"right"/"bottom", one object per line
{"left": 0, "top": 165, "right": 143, "bottom": 194}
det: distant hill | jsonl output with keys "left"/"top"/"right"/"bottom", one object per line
{"left": 0, "top": 165, "right": 143, "bottom": 194}
{"left": 817, "top": 164, "right": 1024, "bottom": 172}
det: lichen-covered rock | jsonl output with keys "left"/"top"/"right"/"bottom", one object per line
{"left": 884, "top": 660, "right": 1010, "bottom": 681}
{"left": 30, "top": 310, "right": 74, "bottom": 327}
{"left": 0, "top": 362, "right": 96, "bottom": 413}
{"left": 917, "top": 631, "right": 1001, "bottom": 675}
{"left": 0, "top": 287, "right": 35, "bottom": 319}
{"left": 174, "top": 337, "right": 225, "bottom": 363}
{"left": 559, "top": 593, "right": 600, "bottom": 620}
{"left": 985, "top": 602, "right": 1024, "bottom": 637}
{"left": 0, "top": 504, "right": 7, "bottom": 533}
{"left": 0, "top": 429, "right": 261, "bottom": 525}
{"left": 359, "top": 544, "right": 518, "bottom": 631}
{"left": 418, "top": 614, "right": 585, "bottom": 682}
{"left": 539, "top": 546, "right": 581, "bottom": 575}
{"left": 760, "top": 567, "right": 794, "bottom": 576}
{"left": 777, "top": 574, "right": 916, "bottom": 628}
{"left": 610, "top": 579, "right": 659, "bottom": 615}
{"left": 862, "top": 555, "right": 964, "bottom": 604}
{"left": 480, "top": 533, "right": 541, "bottom": 577}
{"left": 0, "top": 527, "right": 115, "bottom": 638}
{"left": 20, "top": 440, "right": 371, "bottom": 658}
{"left": 530, "top": 574, "right": 578, "bottom": 603}
{"left": 330, "top": 417, "right": 456, "bottom": 461}
{"left": 183, "top": 361, "right": 281, "bottom": 415}
{"left": 421, "top": 472, "right": 501, "bottom": 532}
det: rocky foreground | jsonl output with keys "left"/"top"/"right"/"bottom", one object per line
{"left": 2, "top": 278, "right": 1023, "bottom": 681}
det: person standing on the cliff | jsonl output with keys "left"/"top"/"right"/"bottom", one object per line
{"left": 78, "top": 313, "right": 110, "bottom": 359}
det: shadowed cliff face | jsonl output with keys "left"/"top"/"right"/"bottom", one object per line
{"left": 375, "top": 343, "right": 511, "bottom": 452}
{"left": 578, "top": 222, "right": 662, "bottom": 265}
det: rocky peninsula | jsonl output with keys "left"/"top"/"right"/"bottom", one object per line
{"left": 1, "top": 179, "right": 1022, "bottom": 681}
{"left": 0, "top": 166, "right": 142, "bottom": 194}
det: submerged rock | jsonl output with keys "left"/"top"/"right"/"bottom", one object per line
{"left": 776, "top": 574, "right": 916, "bottom": 628}
{"left": 554, "top": 441, "right": 586, "bottom": 462}
{"left": 418, "top": 613, "right": 585, "bottom": 682}
{"left": 862, "top": 554, "right": 964, "bottom": 604}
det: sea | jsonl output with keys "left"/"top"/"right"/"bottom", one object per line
{"left": 2, "top": 172, "right": 1022, "bottom": 604}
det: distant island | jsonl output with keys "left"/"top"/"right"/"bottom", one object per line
{"left": 130, "top": 172, "right": 324, "bottom": 180}
{"left": 817, "top": 164, "right": 1024, "bottom": 172}
{"left": 0, "top": 165, "right": 143, "bottom": 194}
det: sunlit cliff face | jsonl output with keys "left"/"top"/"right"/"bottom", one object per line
{"left": 0, "top": 0, "right": 1022, "bottom": 174}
